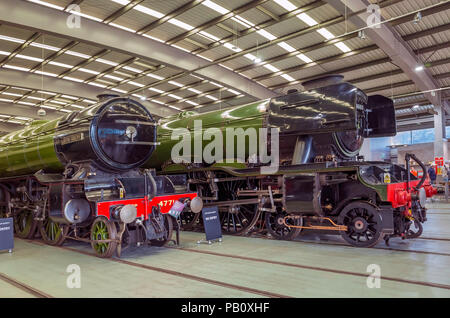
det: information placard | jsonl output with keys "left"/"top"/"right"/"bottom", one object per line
{"left": 201, "top": 207, "right": 222, "bottom": 242}
{"left": 0, "top": 217, "right": 14, "bottom": 252}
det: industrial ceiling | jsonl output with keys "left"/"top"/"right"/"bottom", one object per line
{"left": 0, "top": 0, "right": 448, "bottom": 133}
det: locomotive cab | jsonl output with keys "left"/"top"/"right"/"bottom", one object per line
{"left": 268, "top": 76, "right": 396, "bottom": 163}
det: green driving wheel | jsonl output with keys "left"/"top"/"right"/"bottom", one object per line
{"left": 14, "top": 209, "right": 38, "bottom": 239}
{"left": 91, "top": 216, "right": 117, "bottom": 258}
{"left": 40, "top": 218, "right": 68, "bottom": 246}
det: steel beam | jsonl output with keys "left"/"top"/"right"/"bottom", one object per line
{"left": 0, "top": 0, "right": 275, "bottom": 100}
{"left": 0, "top": 101, "right": 60, "bottom": 120}
{"left": 0, "top": 68, "right": 176, "bottom": 117}
{"left": 324, "top": 0, "right": 443, "bottom": 109}
{"left": 0, "top": 122, "right": 20, "bottom": 133}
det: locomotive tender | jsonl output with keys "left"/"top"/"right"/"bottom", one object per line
{"left": 0, "top": 95, "right": 201, "bottom": 257}
{"left": 146, "top": 76, "right": 436, "bottom": 247}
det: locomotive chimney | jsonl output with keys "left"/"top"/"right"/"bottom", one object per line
{"left": 301, "top": 75, "right": 344, "bottom": 91}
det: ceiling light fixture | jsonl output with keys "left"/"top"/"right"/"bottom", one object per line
{"left": 413, "top": 12, "right": 422, "bottom": 24}
{"left": 358, "top": 30, "right": 367, "bottom": 40}
{"left": 415, "top": 65, "right": 424, "bottom": 72}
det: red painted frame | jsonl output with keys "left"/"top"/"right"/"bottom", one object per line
{"left": 96, "top": 192, "right": 198, "bottom": 220}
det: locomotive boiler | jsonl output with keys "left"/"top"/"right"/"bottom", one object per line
{"left": 147, "top": 76, "right": 436, "bottom": 247}
{"left": 0, "top": 95, "right": 202, "bottom": 257}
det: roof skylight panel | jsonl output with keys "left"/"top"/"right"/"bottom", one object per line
{"left": 0, "top": 35, "right": 25, "bottom": 44}
{"left": 223, "top": 43, "right": 242, "bottom": 52}
{"left": 34, "top": 70, "right": 58, "bottom": 77}
{"left": 2, "top": 65, "right": 31, "bottom": 72}
{"left": 63, "top": 76, "right": 84, "bottom": 82}
{"left": 147, "top": 73, "right": 165, "bottom": 80}
{"left": 335, "top": 42, "right": 351, "bottom": 52}
{"left": 111, "top": 88, "right": 128, "bottom": 93}
{"left": 297, "top": 53, "right": 313, "bottom": 63}
{"left": 202, "top": 0, "right": 229, "bottom": 15}
{"left": 104, "top": 74, "right": 125, "bottom": 81}
{"left": 17, "top": 101, "right": 35, "bottom": 106}
{"left": 257, "top": 29, "right": 277, "bottom": 41}
{"left": 263, "top": 64, "right": 280, "bottom": 72}
{"left": 134, "top": 4, "right": 164, "bottom": 19}
{"left": 2, "top": 92, "right": 22, "bottom": 97}
{"left": 273, "top": 0, "right": 297, "bottom": 11}
{"left": 149, "top": 87, "right": 165, "bottom": 94}
{"left": 109, "top": 23, "right": 136, "bottom": 33}
{"left": 78, "top": 68, "right": 100, "bottom": 75}
{"left": 30, "top": 42, "right": 59, "bottom": 51}
{"left": 168, "top": 81, "right": 183, "bottom": 87}
{"left": 14, "top": 54, "right": 43, "bottom": 63}
{"left": 198, "top": 31, "right": 221, "bottom": 42}
{"left": 168, "top": 94, "right": 183, "bottom": 100}
{"left": 61, "top": 95, "right": 79, "bottom": 100}
{"left": 278, "top": 42, "right": 296, "bottom": 52}
{"left": 41, "top": 105, "right": 56, "bottom": 109}
{"left": 188, "top": 88, "right": 202, "bottom": 94}
{"left": 48, "top": 61, "right": 73, "bottom": 68}
{"left": 186, "top": 100, "right": 199, "bottom": 106}
{"left": 317, "top": 28, "right": 335, "bottom": 40}
{"left": 297, "top": 13, "right": 318, "bottom": 26}
{"left": 27, "top": 0, "right": 63, "bottom": 11}
{"left": 168, "top": 19, "right": 194, "bottom": 31}
{"left": 281, "top": 74, "right": 295, "bottom": 81}
{"left": 87, "top": 82, "right": 107, "bottom": 88}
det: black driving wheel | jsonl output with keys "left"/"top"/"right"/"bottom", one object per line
{"left": 338, "top": 202, "right": 383, "bottom": 248}
{"left": 265, "top": 210, "right": 302, "bottom": 240}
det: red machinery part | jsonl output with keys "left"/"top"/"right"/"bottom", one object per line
{"left": 423, "top": 184, "right": 438, "bottom": 197}
{"left": 395, "top": 190, "right": 411, "bottom": 206}
{"left": 387, "top": 180, "right": 436, "bottom": 208}
{"left": 96, "top": 193, "right": 199, "bottom": 220}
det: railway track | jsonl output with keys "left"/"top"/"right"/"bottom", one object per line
{"left": 24, "top": 239, "right": 291, "bottom": 298}
{"left": 170, "top": 246, "right": 450, "bottom": 291}
{"left": 13, "top": 230, "right": 450, "bottom": 297}
{"left": 0, "top": 272, "right": 53, "bottom": 298}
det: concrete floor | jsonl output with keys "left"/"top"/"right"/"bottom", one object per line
{"left": 1, "top": 199, "right": 450, "bottom": 298}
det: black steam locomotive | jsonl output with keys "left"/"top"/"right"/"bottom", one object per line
{"left": 149, "top": 76, "right": 436, "bottom": 247}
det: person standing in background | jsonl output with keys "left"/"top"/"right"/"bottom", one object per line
{"left": 428, "top": 165, "right": 437, "bottom": 184}
{"left": 410, "top": 166, "right": 418, "bottom": 177}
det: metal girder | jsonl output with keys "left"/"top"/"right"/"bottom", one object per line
{"left": 0, "top": 68, "right": 176, "bottom": 117}
{"left": 0, "top": 121, "right": 20, "bottom": 133}
{"left": 57, "top": 48, "right": 110, "bottom": 78}
{"left": 137, "top": 0, "right": 205, "bottom": 35}
{"left": 324, "top": 0, "right": 443, "bottom": 109}
{"left": 0, "top": 32, "right": 40, "bottom": 67}
{"left": 103, "top": 0, "right": 144, "bottom": 24}
{"left": 0, "top": 101, "right": 60, "bottom": 120}
{"left": 0, "top": 0, "right": 275, "bottom": 100}
{"left": 166, "top": 0, "right": 269, "bottom": 45}
{"left": 191, "top": 0, "right": 327, "bottom": 55}
{"left": 268, "top": 38, "right": 450, "bottom": 90}
{"left": 30, "top": 40, "right": 79, "bottom": 72}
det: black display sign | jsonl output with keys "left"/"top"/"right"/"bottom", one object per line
{"left": 0, "top": 218, "right": 13, "bottom": 252}
{"left": 201, "top": 207, "right": 222, "bottom": 242}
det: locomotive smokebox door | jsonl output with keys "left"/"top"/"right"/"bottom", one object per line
{"left": 364, "top": 95, "right": 396, "bottom": 137}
